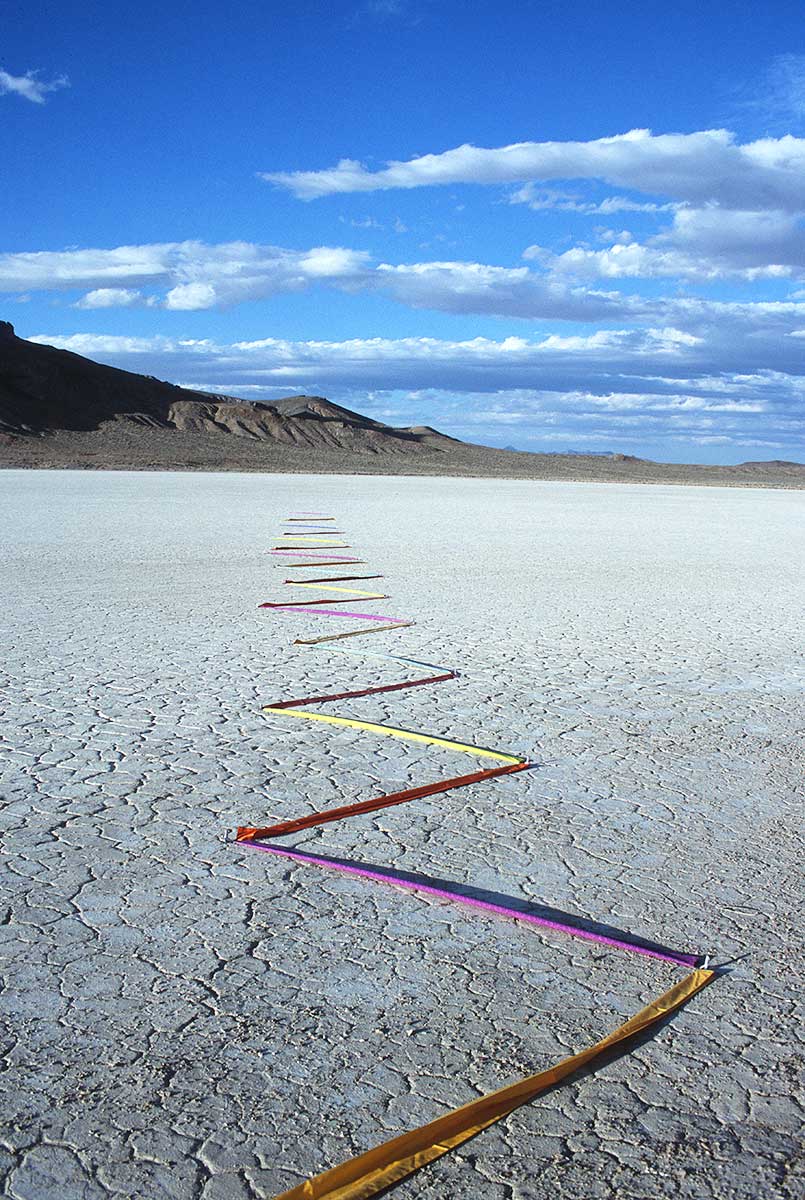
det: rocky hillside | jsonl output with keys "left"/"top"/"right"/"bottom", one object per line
{"left": 0, "top": 321, "right": 454, "bottom": 455}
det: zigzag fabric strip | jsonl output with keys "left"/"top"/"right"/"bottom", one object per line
{"left": 272, "top": 969, "right": 714, "bottom": 1200}
{"left": 242, "top": 514, "right": 714, "bottom": 1199}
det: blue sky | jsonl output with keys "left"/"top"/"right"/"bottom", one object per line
{"left": 2, "top": 0, "right": 804, "bottom": 462}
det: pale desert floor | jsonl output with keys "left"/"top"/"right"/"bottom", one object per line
{"left": 1, "top": 470, "right": 803, "bottom": 1200}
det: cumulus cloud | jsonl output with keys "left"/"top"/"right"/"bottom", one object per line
{"left": 0, "top": 67, "right": 68, "bottom": 104}
{"left": 164, "top": 282, "right": 219, "bottom": 310}
{"left": 74, "top": 287, "right": 146, "bottom": 309}
{"left": 28, "top": 329, "right": 805, "bottom": 454}
{"left": 538, "top": 206, "right": 805, "bottom": 282}
{"left": 260, "top": 129, "right": 805, "bottom": 211}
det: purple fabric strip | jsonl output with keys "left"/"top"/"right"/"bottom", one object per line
{"left": 245, "top": 840, "right": 700, "bottom": 968}
{"left": 269, "top": 606, "right": 404, "bottom": 622}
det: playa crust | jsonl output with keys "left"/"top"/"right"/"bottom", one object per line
{"left": 1, "top": 471, "right": 803, "bottom": 1200}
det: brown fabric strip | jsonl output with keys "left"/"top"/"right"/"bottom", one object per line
{"left": 294, "top": 621, "right": 413, "bottom": 644}
{"left": 284, "top": 575, "right": 384, "bottom": 584}
{"left": 263, "top": 671, "right": 455, "bottom": 708}
{"left": 260, "top": 596, "right": 389, "bottom": 608}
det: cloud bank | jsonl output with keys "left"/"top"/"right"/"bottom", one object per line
{"left": 27, "top": 329, "right": 805, "bottom": 457}
{"left": 0, "top": 242, "right": 373, "bottom": 311}
{"left": 4, "top": 239, "right": 805, "bottom": 319}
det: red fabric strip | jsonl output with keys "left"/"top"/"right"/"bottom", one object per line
{"left": 237, "top": 760, "right": 530, "bottom": 842}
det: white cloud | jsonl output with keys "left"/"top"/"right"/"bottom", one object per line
{"left": 509, "top": 184, "right": 677, "bottom": 215}
{"left": 5, "top": 240, "right": 805, "bottom": 339}
{"left": 298, "top": 246, "right": 369, "bottom": 277}
{"left": 33, "top": 333, "right": 163, "bottom": 355}
{"left": 261, "top": 129, "right": 805, "bottom": 212}
{"left": 543, "top": 206, "right": 805, "bottom": 282}
{"left": 164, "top": 282, "right": 219, "bottom": 310}
{"left": 29, "top": 326, "right": 804, "bottom": 399}
{"left": 74, "top": 287, "right": 146, "bottom": 309}
{"left": 0, "top": 67, "right": 68, "bottom": 104}
{"left": 0, "top": 241, "right": 372, "bottom": 310}
{"left": 0, "top": 244, "right": 174, "bottom": 291}
{"left": 259, "top": 129, "right": 805, "bottom": 285}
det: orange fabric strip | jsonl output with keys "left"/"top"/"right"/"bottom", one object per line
{"left": 273, "top": 969, "right": 714, "bottom": 1200}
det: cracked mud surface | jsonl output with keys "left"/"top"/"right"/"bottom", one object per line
{"left": 1, "top": 469, "right": 803, "bottom": 1200}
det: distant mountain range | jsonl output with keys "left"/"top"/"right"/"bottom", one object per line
{"left": 1, "top": 321, "right": 803, "bottom": 488}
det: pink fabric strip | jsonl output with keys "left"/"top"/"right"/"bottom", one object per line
{"left": 269, "top": 606, "right": 405, "bottom": 622}
{"left": 245, "top": 841, "right": 700, "bottom": 968}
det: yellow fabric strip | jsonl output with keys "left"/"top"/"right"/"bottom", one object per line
{"left": 262, "top": 706, "right": 524, "bottom": 763}
{"left": 274, "top": 968, "right": 713, "bottom": 1200}
{"left": 288, "top": 584, "right": 386, "bottom": 596}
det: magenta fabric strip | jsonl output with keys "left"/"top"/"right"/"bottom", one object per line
{"left": 245, "top": 840, "right": 700, "bottom": 968}
{"left": 269, "top": 606, "right": 405, "bottom": 622}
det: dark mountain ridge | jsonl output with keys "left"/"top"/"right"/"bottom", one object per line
{"left": 0, "top": 321, "right": 452, "bottom": 455}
